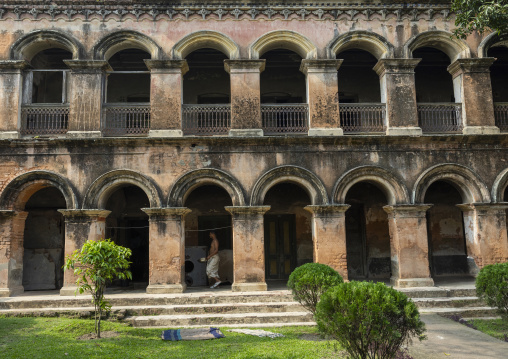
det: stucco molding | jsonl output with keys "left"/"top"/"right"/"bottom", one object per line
{"left": 172, "top": 30, "right": 240, "bottom": 60}
{"left": 249, "top": 30, "right": 318, "bottom": 60}
{"left": 93, "top": 30, "right": 165, "bottom": 60}
{"left": 327, "top": 30, "right": 394, "bottom": 60}
{"left": 10, "top": 29, "right": 84, "bottom": 61}
{"left": 404, "top": 30, "right": 471, "bottom": 62}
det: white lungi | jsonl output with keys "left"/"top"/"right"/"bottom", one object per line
{"left": 206, "top": 254, "right": 220, "bottom": 279}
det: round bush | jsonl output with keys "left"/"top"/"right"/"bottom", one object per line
{"left": 476, "top": 262, "right": 508, "bottom": 317}
{"left": 315, "top": 281, "right": 426, "bottom": 359}
{"left": 287, "top": 263, "right": 343, "bottom": 315}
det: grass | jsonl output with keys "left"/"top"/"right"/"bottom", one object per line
{"left": 470, "top": 318, "right": 508, "bottom": 342}
{"left": 0, "top": 317, "right": 345, "bottom": 359}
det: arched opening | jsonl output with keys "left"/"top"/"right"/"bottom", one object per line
{"left": 182, "top": 48, "right": 231, "bottom": 136}
{"left": 414, "top": 47, "right": 461, "bottom": 133}
{"left": 105, "top": 185, "right": 150, "bottom": 287}
{"left": 23, "top": 187, "right": 66, "bottom": 291}
{"left": 424, "top": 181, "right": 471, "bottom": 278}
{"left": 260, "top": 49, "right": 307, "bottom": 135}
{"left": 489, "top": 46, "right": 508, "bottom": 131}
{"left": 263, "top": 183, "right": 312, "bottom": 281}
{"left": 336, "top": 49, "right": 384, "bottom": 133}
{"left": 345, "top": 183, "right": 391, "bottom": 280}
{"left": 184, "top": 185, "right": 233, "bottom": 288}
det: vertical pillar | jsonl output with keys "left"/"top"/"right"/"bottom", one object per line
{"left": 374, "top": 59, "right": 422, "bottom": 136}
{"left": 304, "top": 205, "right": 350, "bottom": 280}
{"left": 58, "top": 210, "right": 111, "bottom": 296}
{"left": 225, "top": 206, "right": 270, "bottom": 292}
{"left": 457, "top": 204, "right": 508, "bottom": 270}
{"left": 144, "top": 60, "right": 188, "bottom": 137}
{"left": 383, "top": 205, "right": 434, "bottom": 287}
{"left": 63, "top": 60, "right": 111, "bottom": 138}
{"left": 300, "top": 60, "right": 343, "bottom": 136}
{"left": 224, "top": 60, "right": 265, "bottom": 137}
{"left": 142, "top": 208, "right": 191, "bottom": 294}
{"left": 0, "top": 61, "right": 29, "bottom": 139}
{"left": 447, "top": 58, "right": 499, "bottom": 135}
{"left": 0, "top": 210, "right": 27, "bottom": 296}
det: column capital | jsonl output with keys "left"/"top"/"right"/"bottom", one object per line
{"left": 304, "top": 204, "right": 351, "bottom": 216}
{"left": 448, "top": 58, "right": 496, "bottom": 78}
{"left": 141, "top": 207, "right": 191, "bottom": 219}
{"left": 0, "top": 60, "right": 30, "bottom": 72}
{"left": 225, "top": 206, "right": 271, "bottom": 217}
{"left": 300, "top": 59, "right": 343, "bottom": 74}
{"left": 58, "top": 209, "right": 111, "bottom": 221}
{"left": 383, "top": 204, "right": 432, "bottom": 218}
{"left": 457, "top": 202, "right": 508, "bottom": 213}
{"left": 63, "top": 60, "right": 112, "bottom": 73}
{"left": 373, "top": 58, "right": 421, "bottom": 76}
{"left": 224, "top": 59, "right": 265, "bottom": 73}
{"left": 144, "top": 59, "right": 189, "bottom": 74}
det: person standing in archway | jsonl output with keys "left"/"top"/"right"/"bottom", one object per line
{"left": 206, "top": 231, "right": 221, "bottom": 289}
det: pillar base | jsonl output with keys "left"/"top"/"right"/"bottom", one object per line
{"left": 308, "top": 128, "right": 343, "bottom": 136}
{"left": 386, "top": 127, "right": 422, "bottom": 136}
{"left": 148, "top": 129, "right": 183, "bottom": 138}
{"left": 229, "top": 129, "right": 264, "bottom": 137}
{"left": 66, "top": 131, "right": 102, "bottom": 138}
{"left": 60, "top": 286, "right": 89, "bottom": 296}
{"left": 0, "top": 286, "right": 24, "bottom": 297}
{"left": 232, "top": 282, "right": 267, "bottom": 292}
{"left": 390, "top": 277, "right": 435, "bottom": 288}
{"left": 462, "top": 126, "right": 500, "bottom": 135}
{"left": 146, "top": 284, "right": 186, "bottom": 294}
{"left": 0, "top": 131, "right": 19, "bottom": 139}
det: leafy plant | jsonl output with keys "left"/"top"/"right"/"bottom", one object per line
{"left": 64, "top": 238, "right": 132, "bottom": 338}
{"left": 452, "top": 0, "right": 508, "bottom": 38}
{"left": 315, "top": 281, "right": 426, "bottom": 359}
{"left": 287, "top": 263, "right": 343, "bottom": 315}
{"left": 475, "top": 261, "right": 508, "bottom": 318}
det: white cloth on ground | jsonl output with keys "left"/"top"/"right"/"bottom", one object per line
{"left": 228, "top": 329, "right": 284, "bottom": 338}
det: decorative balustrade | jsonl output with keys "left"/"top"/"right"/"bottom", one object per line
{"left": 339, "top": 103, "right": 386, "bottom": 133}
{"left": 418, "top": 103, "right": 463, "bottom": 133}
{"left": 182, "top": 104, "right": 231, "bottom": 136}
{"left": 20, "top": 104, "right": 69, "bottom": 135}
{"left": 261, "top": 104, "right": 309, "bottom": 135}
{"left": 494, "top": 103, "right": 508, "bottom": 132}
{"left": 102, "top": 103, "right": 151, "bottom": 136}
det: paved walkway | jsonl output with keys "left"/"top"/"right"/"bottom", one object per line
{"left": 408, "top": 314, "right": 507, "bottom": 359}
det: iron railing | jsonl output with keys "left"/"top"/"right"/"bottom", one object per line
{"left": 102, "top": 103, "right": 150, "bottom": 136}
{"left": 182, "top": 104, "right": 231, "bottom": 136}
{"left": 261, "top": 104, "right": 309, "bottom": 135}
{"left": 340, "top": 103, "right": 386, "bottom": 133}
{"left": 418, "top": 103, "right": 463, "bottom": 133}
{"left": 20, "top": 104, "right": 69, "bottom": 135}
{"left": 494, "top": 103, "right": 508, "bottom": 132}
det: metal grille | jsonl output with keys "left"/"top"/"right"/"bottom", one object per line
{"left": 20, "top": 105, "right": 69, "bottom": 135}
{"left": 418, "top": 103, "right": 463, "bottom": 133}
{"left": 494, "top": 103, "right": 508, "bottom": 132}
{"left": 339, "top": 103, "right": 386, "bottom": 133}
{"left": 261, "top": 104, "right": 309, "bottom": 135}
{"left": 102, "top": 104, "right": 150, "bottom": 136}
{"left": 182, "top": 104, "right": 231, "bottom": 136}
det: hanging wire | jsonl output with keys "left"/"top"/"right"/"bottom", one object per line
{"left": 106, "top": 225, "right": 233, "bottom": 231}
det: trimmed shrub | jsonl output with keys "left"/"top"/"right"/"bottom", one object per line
{"left": 287, "top": 263, "right": 343, "bottom": 315}
{"left": 315, "top": 281, "right": 426, "bottom": 359}
{"left": 475, "top": 262, "right": 508, "bottom": 318}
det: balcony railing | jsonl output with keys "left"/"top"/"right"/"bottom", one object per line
{"left": 418, "top": 103, "right": 463, "bottom": 133}
{"left": 494, "top": 103, "right": 508, "bottom": 132}
{"left": 261, "top": 104, "right": 309, "bottom": 135}
{"left": 339, "top": 103, "right": 386, "bottom": 133}
{"left": 102, "top": 103, "right": 150, "bottom": 137}
{"left": 20, "top": 104, "right": 69, "bottom": 135}
{"left": 182, "top": 104, "right": 231, "bottom": 136}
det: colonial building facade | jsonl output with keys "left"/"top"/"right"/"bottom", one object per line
{"left": 0, "top": 0, "right": 507, "bottom": 297}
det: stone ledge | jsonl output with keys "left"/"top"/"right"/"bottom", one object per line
{"left": 308, "top": 128, "right": 343, "bottom": 137}
{"left": 146, "top": 284, "right": 186, "bottom": 294}
{"left": 60, "top": 286, "right": 88, "bottom": 296}
{"left": 462, "top": 126, "right": 500, "bottom": 135}
{"left": 229, "top": 129, "right": 264, "bottom": 137}
{"left": 148, "top": 130, "right": 183, "bottom": 138}
{"left": 232, "top": 282, "right": 268, "bottom": 292}
{"left": 386, "top": 127, "right": 422, "bottom": 136}
{"left": 66, "top": 131, "right": 102, "bottom": 138}
{"left": 391, "top": 277, "right": 435, "bottom": 288}
{"left": 0, "top": 131, "right": 19, "bottom": 139}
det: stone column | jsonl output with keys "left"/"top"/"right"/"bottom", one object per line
{"left": 225, "top": 206, "right": 270, "bottom": 292}
{"left": 304, "top": 205, "right": 350, "bottom": 280}
{"left": 224, "top": 60, "right": 266, "bottom": 137}
{"left": 0, "top": 210, "right": 27, "bottom": 297}
{"left": 0, "top": 61, "right": 29, "bottom": 139}
{"left": 374, "top": 59, "right": 422, "bottom": 136}
{"left": 383, "top": 205, "right": 434, "bottom": 288}
{"left": 63, "top": 60, "right": 111, "bottom": 138}
{"left": 457, "top": 204, "right": 508, "bottom": 271}
{"left": 58, "top": 209, "right": 111, "bottom": 296}
{"left": 300, "top": 60, "right": 343, "bottom": 136}
{"left": 144, "top": 60, "right": 188, "bottom": 138}
{"left": 447, "top": 59, "right": 498, "bottom": 135}
{"left": 142, "top": 207, "right": 191, "bottom": 294}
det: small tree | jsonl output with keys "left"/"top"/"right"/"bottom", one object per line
{"left": 475, "top": 262, "right": 508, "bottom": 318}
{"left": 64, "top": 238, "right": 132, "bottom": 338}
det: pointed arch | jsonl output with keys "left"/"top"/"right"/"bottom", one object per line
{"left": 93, "top": 30, "right": 164, "bottom": 60}
{"left": 249, "top": 30, "right": 317, "bottom": 60}
{"left": 327, "top": 31, "right": 394, "bottom": 59}
{"left": 172, "top": 31, "right": 240, "bottom": 60}
{"left": 478, "top": 32, "right": 508, "bottom": 58}
{"left": 10, "top": 30, "right": 84, "bottom": 61}
{"left": 404, "top": 30, "right": 471, "bottom": 62}
{"left": 83, "top": 170, "right": 162, "bottom": 209}
{"left": 250, "top": 166, "right": 328, "bottom": 206}
{"left": 413, "top": 164, "right": 490, "bottom": 204}
{"left": 333, "top": 166, "right": 409, "bottom": 205}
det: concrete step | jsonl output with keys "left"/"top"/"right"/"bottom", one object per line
{"left": 413, "top": 296, "right": 484, "bottom": 308}
{"left": 399, "top": 287, "right": 477, "bottom": 299}
{"left": 420, "top": 306, "right": 498, "bottom": 318}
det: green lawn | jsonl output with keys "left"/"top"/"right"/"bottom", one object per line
{"left": 0, "top": 317, "right": 344, "bottom": 359}
{"left": 470, "top": 318, "right": 508, "bottom": 342}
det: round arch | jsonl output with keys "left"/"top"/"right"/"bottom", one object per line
{"left": 491, "top": 168, "right": 508, "bottom": 202}
{"left": 327, "top": 31, "right": 394, "bottom": 59}
{"left": 172, "top": 31, "right": 240, "bottom": 60}
{"left": 249, "top": 30, "right": 318, "bottom": 60}
{"left": 413, "top": 164, "right": 490, "bottom": 204}
{"left": 10, "top": 30, "right": 84, "bottom": 61}
{"left": 0, "top": 170, "right": 78, "bottom": 210}
{"left": 93, "top": 30, "right": 164, "bottom": 60}
{"left": 333, "top": 166, "right": 409, "bottom": 205}
{"left": 250, "top": 166, "right": 328, "bottom": 206}
{"left": 478, "top": 32, "right": 508, "bottom": 58}
{"left": 404, "top": 30, "right": 471, "bottom": 62}
{"left": 83, "top": 170, "right": 162, "bottom": 209}
{"left": 168, "top": 169, "right": 246, "bottom": 207}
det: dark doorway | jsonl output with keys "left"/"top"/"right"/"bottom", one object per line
{"left": 264, "top": 214, "right": 297, "bottom": 280}
{"left": 345, "top": 204, "right": 367, "bottom": 278}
